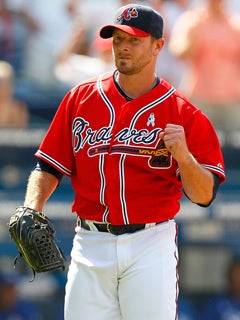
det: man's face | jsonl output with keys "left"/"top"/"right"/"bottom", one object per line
{"left": 112, "top": 29, "right": 159, "bottom": 75}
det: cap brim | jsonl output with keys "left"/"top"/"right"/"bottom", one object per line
{"left": 100, "top": 25, "right": 150, "bottom": 39}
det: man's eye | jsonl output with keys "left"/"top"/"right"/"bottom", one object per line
{"left": 131, "top": 37, "right": 140, "bottom": 42}
{"left": 113, "top": 36, "right": 122, "bottom": 42}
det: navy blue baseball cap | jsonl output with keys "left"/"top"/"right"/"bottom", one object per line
{"left": 100, "top": 4, "right": 164, "bottom": 39}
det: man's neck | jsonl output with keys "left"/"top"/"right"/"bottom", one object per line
{"left": 115, "top": 71, "right": 158, "bottom": 99}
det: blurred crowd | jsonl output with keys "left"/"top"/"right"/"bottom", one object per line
{"left": 1, "top": 0, "right": 240, "bottom": 319}
{"left": 0, "top": 0, "right": 240, "bottom": 130}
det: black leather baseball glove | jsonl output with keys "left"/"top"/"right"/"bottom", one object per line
{"left": 8, "top": 206, "right": 65, "bottom": 279}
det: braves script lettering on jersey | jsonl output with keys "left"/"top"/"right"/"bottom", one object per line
{"left": 35, "top": 71, "right": 225, "bottom": 225}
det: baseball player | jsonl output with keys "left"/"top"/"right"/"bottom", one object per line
{"left": 22, "top": 4, "right": 225, "bottom": 320}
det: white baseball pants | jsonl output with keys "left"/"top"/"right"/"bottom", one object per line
{"left": 64, "top": 220, "right": 179, "bottom": 320}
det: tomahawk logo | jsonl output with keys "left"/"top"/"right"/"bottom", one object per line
{"left": 88, "top": 138, "right": 172, "bottom": 169}
{"left": 117, "top": 7, "right": 138, "bottom": 22}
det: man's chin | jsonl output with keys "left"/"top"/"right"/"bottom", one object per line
{"left": 116, "top": 66, "right": 135, "bottom": 75}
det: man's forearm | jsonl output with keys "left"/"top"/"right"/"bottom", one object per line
{"left": 179, "top": 153, "right": 214, "bottom": 206}
{"left": 24, "top": 170, "right": 59, "bottom": 212}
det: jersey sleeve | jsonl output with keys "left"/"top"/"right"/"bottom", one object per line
{"left": 178, "top": 103, "right": 226, "bottom": 183}
{"left": 35, "top": 89, "right": 77, "bottom": 176}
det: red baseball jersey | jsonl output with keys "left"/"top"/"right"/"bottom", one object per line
{"left": 35, "top": 71, "right": 225, "bottom": 224}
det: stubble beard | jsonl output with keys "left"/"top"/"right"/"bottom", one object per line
{"left": 114, "top": 53, "right": 152, "bottom": 76}
{"left": 115, "top": 60, "right": 136, "bottom": 75}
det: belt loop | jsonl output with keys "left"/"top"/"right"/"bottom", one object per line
{"left": 77, "top": 217, "right": 81, "bottom": 227}
{"left": 81, "top": 218, "right": 99, "bottom": 231}
{"left": 145, "top": 223, "right": 157, "bottom": 229}
{"left": 106, "top": 222, "right": 111, "bottom": 233}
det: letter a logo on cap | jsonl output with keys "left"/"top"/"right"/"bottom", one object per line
{"left": 117, "top": 7, "right": 138, "bottom": 22}
{"left": 100, "top": 4, "right": 163, "bottom": 39}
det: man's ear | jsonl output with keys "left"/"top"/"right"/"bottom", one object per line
{"left": 154, "top": 38, "right": 165, "bottom": 56}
